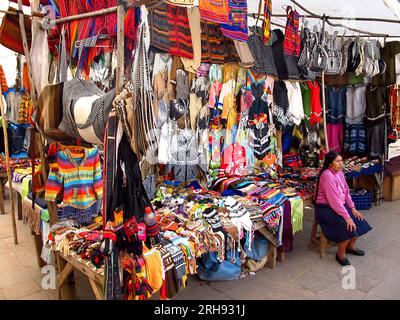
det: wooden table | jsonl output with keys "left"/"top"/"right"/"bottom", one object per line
{"left": 3, "top": 179, "right": 46, "bottom": 268}
{"left": 55, "top": 251, "right": 104, "bottom": 300}
{"left": 0, "top": 171, "right": 7, "bottom": 215}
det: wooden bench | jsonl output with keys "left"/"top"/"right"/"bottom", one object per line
{"left": 309, "top": 217, "right": 337, "bottom": 259}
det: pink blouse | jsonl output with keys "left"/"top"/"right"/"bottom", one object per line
{"left": 316, "top": 168, "right": 355, "bottom": 220}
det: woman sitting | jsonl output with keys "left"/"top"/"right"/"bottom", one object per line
{"left": 315, "top": 151, "right": 372, "bottom": 266}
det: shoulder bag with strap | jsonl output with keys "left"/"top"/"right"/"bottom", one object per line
{"left": 310, "top": 26, "right": 328, "bottom": 72}
{"left": 325, "top": 31, "right": 342, "bottom": 75}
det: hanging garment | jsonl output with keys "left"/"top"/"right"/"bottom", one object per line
{"left": 149, "top": 2, "right": 170, "bottom": 52}
{"left": 271, "top": 29, "right": 289, "bottom": 80}
{"left": 285, "top": 81, "right": 304, "bottom": 126}
{"left": 200, "top": 21, "right": 226, "bottom": 64}
{"left": 9, "top": 123, "right": 26, "bottom": 154}
{"left": 167, "top": 5, "right": 194, "bottom": 60}
{"left": 301, "top": 82, "right": 311, "bottom": 124}
{"left": 306, "top": 81, "right": 322, "bottom": 125}
{"left": 343, "top": 123, "right": 367, "bottom": 154}
{"left": 283, "top": 6, "right": 301, "bottom": 57}
{"left": 199, "top": 0, "right": 230, "bottom": 24}
{"left": 249, "top": 82, "right": 269, "bottom": 121}
{"left": 220, "top": 0, "right": 248, "bottom": 42}
{"left": 220, "top": 142, "right": 247, "bottom": 177}
{"left": 247, "top": 27, "right": 278, "bottom": 77}
{"left": 5, "top": 89, "right": 22, "bottom": 124}
{"left": 181, "top": 7, "right": 202, "bottom": 74}
{"left": 365, "top": 119, "right": 386, "bottom": 157}
{"left": 372, "top": 41, "right": 400, "bottom": 86}
{"left": 326, "top": 123, "right": 344, "bottom": 153}
{"left": 365, "top": 85, "right": 389, "bottom": 123}
{"left": 170, "top": 129, "right": 199, "bottom": 182}
{"left": 326, "top": 86, "right": 347, "bottom": 124}
{"left": 250, "top": 115, "right": 271, "bottom": 160}
{"left": 45, "top": 147, "right": 103, "bottom": 210}
{"left": 272, "top": 80, "right": 293, "bottom": 129}
{"left": 346, "top": 85, "right": 367, "bottom": 124}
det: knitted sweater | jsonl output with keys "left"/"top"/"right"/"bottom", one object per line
{"left": 45, "top": 147, "right": 103, "bottom": 209}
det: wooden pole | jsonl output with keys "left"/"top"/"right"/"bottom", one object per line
{"left": 116, "top": 1, "right": 126, "bottom": 94}
{"left": 321, "top": 16, "right": 329, "bottom": 153}
{"left": 46, "top": 0, "right": 158, "bottom": 25}
{"left": 289, "top": 0, "right": 390, "bottom": 37}
{"left": 17, "top": 0, "right": 37, "bottom": 104}
{"left": 0, "top": 96, "right": 18, "bottom": 245}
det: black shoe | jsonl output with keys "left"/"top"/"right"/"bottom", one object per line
{"left": 346, "top": 248, "right": 365, "bottom": 256}
{"left": 336, "top": 254, "right": 351, "bottom": 266}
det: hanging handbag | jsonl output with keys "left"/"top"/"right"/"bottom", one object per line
{"left": 33, "top": 82, "right": 72, "bottom": 141}
{"left": 339, "top": 38, "right": 352, "bottom": 75}
{"left": 0, "top": 7, "right": 32, "bottom": 54}
{"left": 325, "top": 31, "right": 342, "bottom": 75}
{"left": 362, "top": 40, "right": 381, "bottom": 78}
{"left": 309, "top": 27, "right": 328, "bottom": 72}
{"left": 346, "top": 37, "right": 362, "bottom": 73}
{"left": 283, "top": 6, "right": 301, "bottom": 56}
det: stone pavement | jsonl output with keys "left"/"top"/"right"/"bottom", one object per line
{"left": 0, "top": 193, "right": 399, "bottom": 300}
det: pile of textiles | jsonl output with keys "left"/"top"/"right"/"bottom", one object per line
{"left": 47, "top": 220, "right": 105, "bottom": 272}
{"left": 0, "top": 156, "right": 37, "bottom": 171}
{"left": 343, "top": 156, "right": 383, "bottom": 178}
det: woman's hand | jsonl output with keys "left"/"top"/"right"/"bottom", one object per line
{"left": 345, "top": 218, "right": 357, "bottom": 232}
{"left": 351, "top": 208, "right": 365, "bottom": 221}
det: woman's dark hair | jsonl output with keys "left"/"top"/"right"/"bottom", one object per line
{"left": 314, "top": 151, "right": 341, "bottom": 203}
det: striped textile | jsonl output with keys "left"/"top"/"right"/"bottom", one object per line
{"left": 263, "top": 0, "right": 272, "bottom": 44}
{"left": 167, "top": 5, "right": 193, "bottom": 59}
{"left": 149, "top": 2, "right": 170, "bottom": 52}
{"left": 45, "top": 147, "right": 103, "bottom": 209}
{"left": 0, "top": 65, "right": 8, "bottom": 93}
{"left": 201, "top": 22, "right": 226, "bottom": 64}
{"left": 199, "top": 0, "right": 230, "bottom": 24}
{"left": 0, "top": 7, "right": 32, "bottom": 55}
{"left": 343, "top": 123, "right": 367, "bottom": 154}
{"left": 220, "top": 0, "right": 248, "bottom": 42}
{"left": 283, "top": 6, "right": 301, "bottom": 57}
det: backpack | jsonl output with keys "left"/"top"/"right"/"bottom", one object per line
{"left": 347, "top": 37, "right": 362, "bottom": 73}
{"left": 325, "top": 31, "right": 342, "bottom": 75}
{"left": 362, "top": 40, "right": 381, "bottom": 78}
{"left": 309, "top": 27, "right": 328, "bottom": 72}
{"left": 339, "top": 38, "right": 352, "bottom": 75}
{"left": 298, "top": 23, "right": 318, "bottom": 79}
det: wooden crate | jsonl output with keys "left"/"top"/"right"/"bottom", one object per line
{"left": 383, "top": 172, "right": 400, "bottom": 201}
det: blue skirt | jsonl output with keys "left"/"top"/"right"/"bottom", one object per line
{"left": 315, "top": 204, "right": 372, "bottom": 243}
